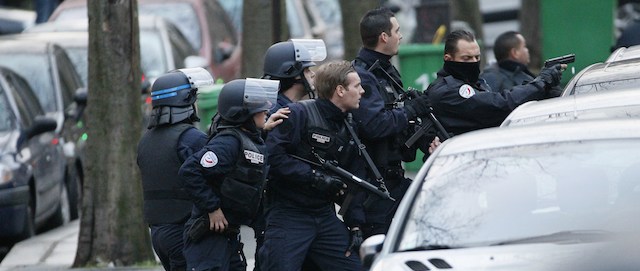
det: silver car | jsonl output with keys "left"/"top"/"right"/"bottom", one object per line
{"left": 362, "top": 119, "right": 640, "bottom": 270}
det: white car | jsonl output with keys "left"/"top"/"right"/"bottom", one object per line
{"left": 501, "top": 88, "right": 640, "bottom": 127}
{"left": 361, "top": 119, "right": 640, "bottom": 270}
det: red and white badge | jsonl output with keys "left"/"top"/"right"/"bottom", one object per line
{"left": 459, "top": 84, "right": 476, "bottom": 99}
{"left": 200, "top": 151, "right": 218, "bottom": 168}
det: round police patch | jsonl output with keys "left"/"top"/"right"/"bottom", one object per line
{"left": 458, "top": 84, "right": 476, "bottom": 99}
{"left": 200, "top": 151, "right": 218, "bottom": 168}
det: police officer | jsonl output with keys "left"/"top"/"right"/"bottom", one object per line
{"left": 178, "top": 78, "right": 279, "bottom": 271}
{"left": 352, "top": 7, "right": 431, "bottom": 239}
{"left": 260, "top": 61, "right": 365, "bottom": 271}
{"left": 426, "top": 29, "right": 565, "bottom": 135}
{"left": 481, "top": 31, "right": 562, "bottom": 97}
{"left": 263, "top": 39, "right": 326, "bottom": 111}
{"left": 137, "top": 68, "right": 212, "bottom": 271}
{"left": 257, "top": 39, "right": 327, "bottom": 271}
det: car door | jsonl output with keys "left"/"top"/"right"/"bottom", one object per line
{"left": 5, "top": 70, "right": 64, "bottom": 219}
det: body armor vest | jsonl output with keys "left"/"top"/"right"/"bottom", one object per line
{"left": 138, "top": 123, "right": 193, "bottom": 224}
{"left": 212, "top": 128, "right": 267, "bottom": 225}
{"left": 295, "top": 100, "right": 357, "bottom": 166}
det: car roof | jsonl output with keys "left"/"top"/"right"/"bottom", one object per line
{"left": 606, "top": 44, "right": 640, "bottom": 63}
{"left": 437, "top": 119, "right": 640, "bottom": 156}
{"left": 502, "top": 88, "right": 640, "bottom": 127}
{"left": 0, "top": 38, "right": 52, "bottom": 53}
{"left": 2, "top": 31, "right": 87, "bottom": 47}
{"left": 571, "top": 60, "right": 640, "bottom": 87}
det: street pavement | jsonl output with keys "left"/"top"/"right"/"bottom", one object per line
{"left": 0, "top": 220, "right": 256, "bottom": 271}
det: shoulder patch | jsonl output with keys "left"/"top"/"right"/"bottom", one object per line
{"left": 458, "top": 84, "right": 476, "bottom": 99}
{"left": 200, "top": 151, "right": 218, "bottom": 168}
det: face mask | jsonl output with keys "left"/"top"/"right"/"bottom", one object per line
{"left": 444, "top": 61, "right": 480, "bottom": 84}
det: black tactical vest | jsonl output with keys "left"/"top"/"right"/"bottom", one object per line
{"left": 294, "top": 100, "right": 357, "bottom": 166}
{"left": 138, "top": 123, "right": 193, "bottom": 224}
{"left": 212, "top": 128, "right": 268, "bottom": 224}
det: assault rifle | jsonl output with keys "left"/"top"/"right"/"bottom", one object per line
{"left": 544, "top": 54, "right": 575, "bottom": 68}
{"left": 404, "top": 110, "right": 451, "bottom": 148}
{"left": 292, "top": 155, "right": 394, "bottom": 201}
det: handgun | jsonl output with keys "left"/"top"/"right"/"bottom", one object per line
{"left": 544, "top": 54, "right": 575, "bottom": 68}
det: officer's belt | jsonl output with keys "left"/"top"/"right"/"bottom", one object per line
{"left": 144, "top": 189, "right": 191, "bottom": 200}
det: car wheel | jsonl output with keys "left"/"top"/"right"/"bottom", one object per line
{"left": 49, "top": 184, "right": 71, "bottom": 228}
{"left": 66, "top": 165, "right": 82, "bottom": 220}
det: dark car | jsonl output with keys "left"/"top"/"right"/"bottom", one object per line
{"left": 0, "top": 66, "right": 67, "bottom": 244}
{"left": 0, "top": 39, "right": 86, "bottom": 220}
{"left": 360, "top": 119, "right": 640, "bottom": 271}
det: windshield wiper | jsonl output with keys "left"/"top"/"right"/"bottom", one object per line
{"left": 401, "top": 244, "right": 460, "bottom": 252}
{"left": 492, "top": 230, "right": 611, "bottom": 246}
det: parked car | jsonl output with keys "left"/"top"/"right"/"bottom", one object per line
{"left": 217, "top": 0, "right": 344, "bottom": 60}
{"left": 501, "top": 88, "right": 640, "bottom": 127}
{"left": 22, "top": 16, "right": 204, "bottom": 84}
{"left": 48, "top": 0, "right": 240, "bottom": 82}
{"left": 0, "top": 66, "right": 67, "bottom": 244}
{"left": 361, "top": 119, "right": 640, "bottom": 270}
{"left": 606, "top": 44, "right": 640, "bottom": 63}
{"left": 562, "top": 54, "right": 640, "bottom": 96}
{"left": 0, "top": 39, "right": 86, "bottom": 220}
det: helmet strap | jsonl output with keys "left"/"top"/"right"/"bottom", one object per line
{"left": 300, "top": 76, "right": 316, "bottom": 99}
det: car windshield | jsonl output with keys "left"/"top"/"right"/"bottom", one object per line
{"left": 397, "top": 139, "right": 640, "bottom": 251}
{"left": 0, "top": 53, "right": 57, "bottom": 113}
{"left": 140, "top": 29, "right": 168, "bottom": 80}
{"left": 139, "top": 3, "right": 201, "bottom": 51}
{"left": 0, "top": 88, "right": 16, "bottom": 132}
{"left": 573, "top": 78, "right": 640, "bottom": 95}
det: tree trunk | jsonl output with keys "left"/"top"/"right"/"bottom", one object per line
{"left": 241, "top": 0, "right": 287, "bottom": 78}
{"left": 520, "top": 0, "right": 542, "bottom": 73}
{"left": 74, "top": 1, "right": 155, "bottom": 267}
{"left": 340, "top": 0, "right": 378, "bottom": 60}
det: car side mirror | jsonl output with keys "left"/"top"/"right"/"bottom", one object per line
{"left": 184, "top": 55, "right": 208, "bottom": 69}
{"left": 213, "top": 41, "right": 235, "bottom": 64}
{"left": 360, "top": 234, "right": 385, "bottom": 269}
{"left": 72, "top": 87, "right": 88, "bottom": 121}
{"left": 17, "top": 116, "right": 58, "bottom": 151}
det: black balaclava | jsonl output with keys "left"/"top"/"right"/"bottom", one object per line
{"left": 444, "top": 61, "right": 481, "bottom": 84}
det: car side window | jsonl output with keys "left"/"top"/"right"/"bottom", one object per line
{"left": 0, "top": 82, "right": 16, "bottom": 131}
{"left": 204, "top": 0, "right": 238, "bottom": 64}
{"left": 167, "top": 23, "right": 198, "bottom": 69}
{"left": 55, "top": 47, "right": 82, "bottom": 109}
{"left": 5, "top": 72, "right": 45, "bottom": 128}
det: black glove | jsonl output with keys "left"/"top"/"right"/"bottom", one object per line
{"left": 311, "top": 170, "right": 346, "bottom": 196}
{"left": 347, "top": 228, "right": 363, "bottom": 252}
{"left": 404, "top": 95, "right": 431, "bottom": 120}
{"left": 536, "top": 64, "right": 563, "bottom": 89}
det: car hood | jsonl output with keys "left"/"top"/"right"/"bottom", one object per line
{"left": 372, "top": 242, "right": 604, "bottom": 271}
{"left": 0, "top": 130, "right": 19, "bottom": 154}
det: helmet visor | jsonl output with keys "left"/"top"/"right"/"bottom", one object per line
{"left": 291, "top": 39, "right": 327, "bottom": 62}
{"left": 178, "top": 67, "right": 215, "bottom": 93}
{"left": 244, "top": 78, "right": 279, "bottom": 113}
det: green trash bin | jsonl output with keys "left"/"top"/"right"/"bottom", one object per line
{"left": 397, "top": 43, "right": 445, "bottom": 172}
{"left": 196, "top": 81, "right": 224, "bottom": 132}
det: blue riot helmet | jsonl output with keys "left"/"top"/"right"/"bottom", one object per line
{"left": 218, "top": 78, "right": 279, "bottom": 124}
{"left": 263, "top": 39, "right": 326, "bottom": 96}
{"left": 148, "top": 67, "right": 214, "bottom": 128}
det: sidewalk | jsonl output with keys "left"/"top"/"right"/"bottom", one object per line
{"left": 0, "top": 220, "right": 255, "bottom": 271}
{"left": 1, "top": 220, "right": 81, "bottom": 271}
